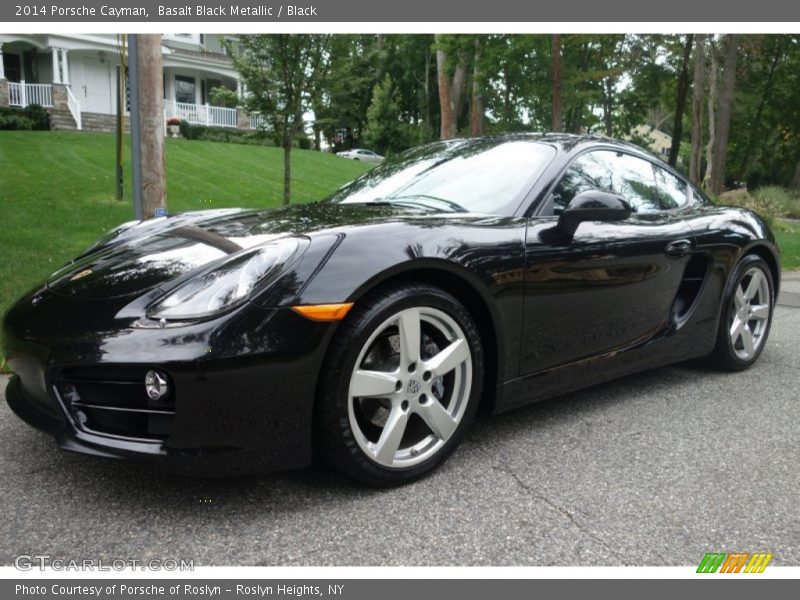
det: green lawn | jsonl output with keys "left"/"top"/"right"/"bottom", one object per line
{"left": 0, "top": 130, "right": 369, "bottom": 366}
{"left": 776, "top": 223, "right": 800, "bottom": 270}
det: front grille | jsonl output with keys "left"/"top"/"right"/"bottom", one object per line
{"left": 55, "top": 366, "right": 175, "bottom": 442}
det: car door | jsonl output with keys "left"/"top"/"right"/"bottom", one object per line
{"left": 520, "top": 149, "right": 694, "bottom": 374}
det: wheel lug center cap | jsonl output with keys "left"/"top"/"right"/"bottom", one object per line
{"left": 406, "top": 379, "right": 421, "bottom": 395}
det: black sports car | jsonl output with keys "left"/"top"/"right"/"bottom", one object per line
{"left": 2, "top": 134, "right": 779, "bottom": 485}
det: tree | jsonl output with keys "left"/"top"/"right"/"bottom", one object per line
{"left": 668, "top": 34, "right": 694, "bottom": 167}
{"left": 232, "top": 34, "right": 328, "bottom": 205}
{"left": 435, "top": 34, "right": 467, "bottom": 139}
{"left": 470, "top": 38, "right": 485, "bottom": 136}
{"left": 703, "top": 39, "right": 718, "bottom": 191}
{"left": 689, "top": 34, "right": 706, "bottom": 184}
{"left": 363, "top": 75, "right": 406, "bottom": 155}
{"left": 793, "top": 160, "right": 800, "bottom": 190}
{"left": 551, "top": 34, "right": 563, "bottom": 132}
{"left": 133, "top": 34, "right": 166, "bottom": 218}
{"left": 734, "top": 36, "right": 784, "bottom": 181}
{"left": 709, "top": 34, "right": 739, "bottom": 195}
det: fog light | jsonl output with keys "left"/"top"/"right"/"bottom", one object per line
{"left": 144, "top": 370, "right": 169, "bottom": 401}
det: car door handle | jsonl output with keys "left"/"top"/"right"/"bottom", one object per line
{"left": 665, "top": 239, "right": 692, "bottom": 258}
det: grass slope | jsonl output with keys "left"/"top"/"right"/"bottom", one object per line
{"left": 0, "top": 130, "right": 369, "bottom": 350}
{"left": 775, "top": 223, "right": 800, "bottom": 271}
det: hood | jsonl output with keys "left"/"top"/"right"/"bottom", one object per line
{"left": 45, "top": 202, "right": 420, "bottom": 300}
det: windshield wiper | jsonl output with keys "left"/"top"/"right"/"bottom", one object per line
{"left": 383, "top": 194, "right": 469, "bottom": 213}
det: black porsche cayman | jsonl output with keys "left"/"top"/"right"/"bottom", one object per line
{"left": 2, "top": 134, "right": 779, "bottom": 485}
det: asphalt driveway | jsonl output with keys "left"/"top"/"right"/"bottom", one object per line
{"left": 1, "top": 275, "right": 798, "bottom": 567}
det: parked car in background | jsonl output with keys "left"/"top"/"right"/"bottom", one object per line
{"left": 337, "top": 148, "right": 385, "bottom": 164}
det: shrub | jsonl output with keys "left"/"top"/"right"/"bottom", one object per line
{"left": 754, "top": 185, "right": 800, "bottom": 220}
{"left": 716, "top": 188, "right": 783, "bottom": 228}
{"left": 0, "top": 115, "right": 34, "bottom": 130}
{"left": 209, "top": 86, "right": 239, "bottom": 109}
{"left": 22, "top": 104, "right": 50, "bottom": 130}
{"left": 0, "top": 105, "right": 49, "bottom": 130}
{"left": 178, "top": 120, "right": 204, "bottom": 139}
{"left": 176, "top": 122, "right": 280, "bottom": 147}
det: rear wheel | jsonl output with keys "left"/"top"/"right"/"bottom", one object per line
{"left": 316, "top": 283, "right": 483, "bottom": 486}
{"left": 708, "top": 255, "right": 774, "bottom": 370}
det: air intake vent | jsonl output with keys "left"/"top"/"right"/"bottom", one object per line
{"left": 672, "top": 253, "right": 710, "bottom": 322}
{"left": 54, "top": 366, "right": 175, "bottom": 442}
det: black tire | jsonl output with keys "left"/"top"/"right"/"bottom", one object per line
{"left": 316, "top": 282, "right": 484, "bottom": 486}
{"left": 707, "top": 254, "right": 775, "bottom": 371}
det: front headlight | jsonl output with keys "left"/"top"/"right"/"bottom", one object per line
{"left": 148, "top": 238, "right": 303, "bottom": 321}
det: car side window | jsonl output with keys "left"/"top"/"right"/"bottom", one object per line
{"left": 654, "top": 166, "right": 689, "bottom": 209}
{"left": 551, "top": 150, "right": 659, "bottom": 215}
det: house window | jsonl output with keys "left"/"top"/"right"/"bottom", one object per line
{"left": 4, "top": 53, "right": 22, "bottom": 82}
{"left": 174, "top": 75, "right": 196, "bottom": 104}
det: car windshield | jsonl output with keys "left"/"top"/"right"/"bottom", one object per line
{"left": 328, "top": 138, "right": 556, "bottom": 215}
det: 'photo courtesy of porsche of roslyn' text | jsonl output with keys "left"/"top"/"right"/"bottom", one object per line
{"left": 0, "top": 0, "right": 798, "bottom": 594}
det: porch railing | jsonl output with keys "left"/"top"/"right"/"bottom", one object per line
{"left": 65, "top": 85, "right": 82, "bottom": 130}
{"left": 8, "top": 81, "right": 54, "bottom": 108}
{"left": 249, "top": 114, "right": 268, "bottom": 130}
{"left": 164, "top": 99, "right": 237, "bottom": 129}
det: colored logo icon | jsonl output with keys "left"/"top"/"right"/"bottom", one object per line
{"left": 697, "top": 552, "right": 773, "bottom": 573}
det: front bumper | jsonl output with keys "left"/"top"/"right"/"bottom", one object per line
{"left": 3, "top": 291, "right": 334, "bottom": 476}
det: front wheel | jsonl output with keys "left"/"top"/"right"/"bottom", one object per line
{"left": 707, "top": 255, "right": 774, "bottom": 371}
{"left": 316, "top": 283, "right": 483, "bottom": 486}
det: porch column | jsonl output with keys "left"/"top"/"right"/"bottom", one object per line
{"left": 0, "top": 47, "right": 7, "bottom": 107}
{"left": 236, "top": 77, "right": 242, "bottom": 99}
{"left": 52, "top": 48, "right": 61, "bottom": 84}
{"left": 60, "top": 48, "right": 70, "bottom": 85}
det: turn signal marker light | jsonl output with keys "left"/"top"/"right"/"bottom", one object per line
{"left": 291, "top": 303, "right": 354, "bottom": 322}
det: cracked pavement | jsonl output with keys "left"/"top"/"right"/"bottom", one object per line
{"left": 1, "top": 280, "right": 798, "bottom": 566}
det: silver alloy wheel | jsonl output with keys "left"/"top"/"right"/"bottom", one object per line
{"left": 730, "top": 266, "right": 771, "bottom": 361}
{"left": 347, "top": 306, "right": 473, "bottom": 469}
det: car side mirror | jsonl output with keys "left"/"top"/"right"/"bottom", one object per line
{"left": 557, "top": 190, "right": 632, "bottom": 238}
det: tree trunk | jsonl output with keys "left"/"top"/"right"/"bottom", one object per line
{"left": 451, "top": 61, "right": 467, "bottom": 126}
{"left": 703, "top": 40, "right": 718, "bottom": 193}
{"left": 424, "top": 47, "right": 432, "bottom": 140}
{"left": 470, "top": 38, "right": 484, "bottom": 136}
{"left": 668, "top": 34, "right": 694, "bottom": 167}
{"left": 690, "top": 34, "right": 706, "bottom": 185}
{"left": 551, "top": 34, "right": 563, "bottom": 132}
{"left": 710, "top": 34, "right": 739, "bottom": 196}
{"left": 602, "top": 79, "right": 613, "bottom": 136}
{"left": 503, "top": 67, "right": 513, "bottom": 124}
{"left": 435, "top": 36, "right": 456, "bottom": 140}
{"left": 313, "top": 121, "right": 321, "bottom": 152}
{"left": 136, "top": 34, "right": 166, "bottom": 218}
{"left": 792, "top": 158, "right": 800, "bottom": 190}
{"left": 282, "top": 136, "right": 292, "bottom": 206}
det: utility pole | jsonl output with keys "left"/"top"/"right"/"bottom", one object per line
{"left": 115, "top": 34, "right": 126, "bottom": 201}
{"left": 129, "top": 34, "right": 167, "bottom": 220}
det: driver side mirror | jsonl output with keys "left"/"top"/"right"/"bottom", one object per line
{"left": 557, "top": 190, "right": 632, "bottom": 238}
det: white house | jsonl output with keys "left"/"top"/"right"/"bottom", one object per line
{"left": 628, "top": 125, "right": 675, "bottom": 161}
{"left": 0, "top": 33, "right": 252, "bottom": 131}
